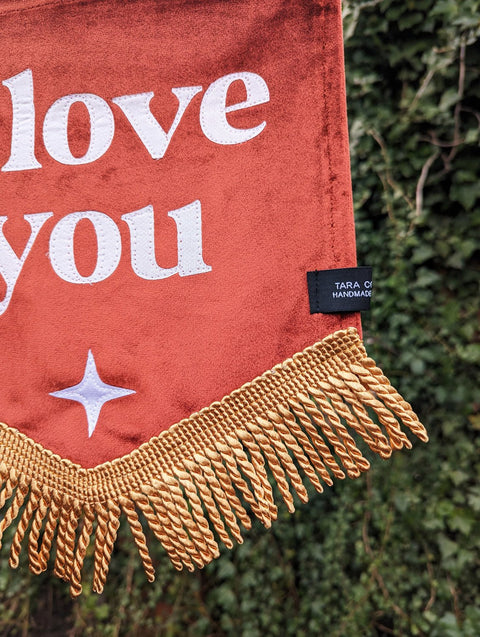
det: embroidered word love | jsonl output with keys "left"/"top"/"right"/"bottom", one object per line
{"left": 0, "top": 201, "right": 211, "bottom": 315}
{"left": 1, "top": 69, "right": 270, "bottom": 171}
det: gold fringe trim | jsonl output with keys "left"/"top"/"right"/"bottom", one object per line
{"left": 0, "top": 328, "right": 428, "bottom": 596}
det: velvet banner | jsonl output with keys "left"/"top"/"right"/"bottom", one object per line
{"left": 0, "top": 0, "right": 427, "bottom": 595}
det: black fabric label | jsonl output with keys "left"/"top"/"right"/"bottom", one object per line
{"left": 307, "top": 267, "right": 373, "bottom": 314}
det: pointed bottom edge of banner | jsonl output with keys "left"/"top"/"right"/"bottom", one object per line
{"left": 0, "top": 327, "right": 428, "bottom": 596}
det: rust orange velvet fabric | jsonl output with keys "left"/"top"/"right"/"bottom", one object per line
{"left": 0, "top": 0, "right": 358, "bottom": 467}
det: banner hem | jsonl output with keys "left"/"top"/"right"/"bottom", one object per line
{"left": 0, "top": 327, "right": 428, "bottom": 596}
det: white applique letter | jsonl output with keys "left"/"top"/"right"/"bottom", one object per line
{"left": 2, "top": 69, "right": 42, "bottom": 172}
{"left": 43, "top": 94, "right": 115, "bottom": 165}
{"left": 112, "top": 86, "right": 202, "bottom": 159}
{"left": 49, "top": 211, "right": 121, "bottom": 283}
{"left": 122, "top": 201, "right": 211, "bottom": 280}
{"left": 0, "top": 212, "right": 53, "bottom": 315}
{"left": 200, "top": 72, "right": 269, "bottom": 145}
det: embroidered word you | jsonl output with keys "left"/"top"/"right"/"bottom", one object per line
{"left": 0, "top": 201, "right": 211, "bottom": 315}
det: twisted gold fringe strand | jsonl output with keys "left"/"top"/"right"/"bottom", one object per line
{"left": 0, "top": 327, "right": 428, "bottom": 596}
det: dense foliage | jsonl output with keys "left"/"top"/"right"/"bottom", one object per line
{"left": 0, "top": 1, "right": 478, "bottom": 635}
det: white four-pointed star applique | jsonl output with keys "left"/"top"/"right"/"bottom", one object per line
{"left": 50, "top": 350, "right": 135, "bottom": 437}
